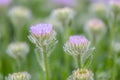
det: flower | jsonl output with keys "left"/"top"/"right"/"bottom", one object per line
{"left": 67, "top": 69, "right": 94, "bottom": 80}
{"left": 6, "top": 42, "right": 29, "bottom": 59}
{"left": 90, "top": 2, "right": 106, "bottom": 16}
{"left": 51, "top": 7, "right": 75, "bottom": 26}
{"left": 28, "top": 23, "right": 57, "bottom": 55}
{"left": 5, "top": 72, "right": 31, "bottom": 80}
{"left": 109, "top": 0, "right": 120, "bottom": 14}
{"left": 86, "top": 18, "right": 105, "bottom": 34}
{"left": 64, "top": 35, "right": 90, "bottom": 56}
{"left": 8, "top": 6, "right": 31, "bottom": 26}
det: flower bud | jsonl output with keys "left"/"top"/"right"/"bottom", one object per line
{"left": 64, "top": 35, "right": 90, "bottom": 56}
{"left": 5, "top": 72, "right": 31, "bottom": 80}
{"left": 6, "top": 42, "right": 29, "bottom": 59}
{"left": 86, "top": 18, "right": 105, "bottom": 34}
{"left": 28, "top": 23, "right": 57, "bottom": 55}
{"left": 8, "top": 6, "right": 31, "bottom": 27}
{"left": 68, "top": 69, "right": 94, "bottom": 80}
{"left": 109, "top": 0, "right": 120, "bottom": 14}
{"left": 51, "top": 7, "right": 75, "bottom": 26}
{"left": 90, "top": 2, "right": 106, "bottom": 16}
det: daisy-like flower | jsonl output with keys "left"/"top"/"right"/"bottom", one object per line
{"left": 5, "top": 72, "right": 31, "bottom": 80}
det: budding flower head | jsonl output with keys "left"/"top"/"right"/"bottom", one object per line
{"left": 109, "top": 0, "right": 120, "bottom": 14}
{"left": 64, "top": 35, "right": 90, "bottom": 56}
{"left": 6, "top": 42, "right": 29, "bottom": 59}
{"left": 28, "top": 23, "right": 57, "bottom": 51}
{"left": 86, "top": 18, "right": 105, "bottom": 34}
{"left": 51, "top": 7, "right": 75, "bottom": 26}
{"left": 5, "top": 72, "right": 31, "bottom": 80}
{"left": 90, "top": 2, "right": 106, "bottom": 16}
{"left": 8, "top": 6, "right": 31, "bottom": 26}
{"left": 67, "top": 69, "right": 94, "bottom": 80}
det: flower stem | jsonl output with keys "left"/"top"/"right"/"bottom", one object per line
{"left": 112, "top": 54, "right": 117, "bottom": 80}
{"left": 108, "top": 14, "right": 117, "bottom": 68}
{"left": 43, "top": 47, "right": 49, "bottom": 80}
{"left": 77, "top": 55, "right": 81, "bottom": 69}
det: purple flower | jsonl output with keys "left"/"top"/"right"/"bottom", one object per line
{"left": 0, "top": 0, "right": 11, "bottom": 6}
{"left": 69, "top": 36, "right": 89, "bottom": 46}
{"left": 51, "top": 0, "right": 76, "bottom": 7}
{"left": 30, "top": 23, "right": 53, "bottom": 37}
{"left": 64, "top": 35, "right": 90, "bottom": 56}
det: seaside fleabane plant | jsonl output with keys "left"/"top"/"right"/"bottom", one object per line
{"left": 67, "top": 69, "right": 94, "bottom": 80}
{"left": 63, "top": 35, "right": 94, "bottom": 68}
{"left": 28, "top": 23, "right": 58, "bottom": 80}
{"left": 5, "top": 72, "right": 31, "bottom": 80}
{"left": 85, "top": 18, "right": 105, "bottom": 45}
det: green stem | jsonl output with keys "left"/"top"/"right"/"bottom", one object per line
{"left": 76, "top": 55, "right": 81, "bottom": 69}
{"left": 112, "top": 54, "right": 117, "bottom": 80}
{"left": 43, "top": 47, "right": 49, "bottom": 80}
{"left": 108, "top": 14, "right": 117, "bottom": 68}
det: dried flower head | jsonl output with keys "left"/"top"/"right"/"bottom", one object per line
{"left": 64, "top": 35, "right": 90, "bottom": 56}
{"left": 5, "top": 72, "right": 31, "bottom": 80}
{"left": 51, "top": 7, "right": 75, "bottom": 26}
{"left": 67, "top": 69, "right": 94, "bottom": 80}
{"left": 8, "top": 6, "right": 31, "bottom": 26}
{"left": 86, "top": 18, "right": 105, "bottom": 34}
{"left": 109, "top": 0, "right": 120, "bottom": 14}
{"left": 6, "top": 42, "right": 29, "bottom": 59}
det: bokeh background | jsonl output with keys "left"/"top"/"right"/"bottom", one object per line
{"left": 0, "top": 0, "right": 120, "bottom": 80}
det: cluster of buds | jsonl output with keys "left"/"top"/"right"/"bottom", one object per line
{"left": 51, "top": 7, "right": 75, "bottom": 27}
{"left": 109, "top": 0, "right": 120, "bottom": 15}
{"left": 5, "top": 72, "right": 31, "bottom": 80}
{"left": 6, "top": 42, "right": 29, "bottom": 60}
{"left": 67, "top": 69, "right": 94, "bottom": 80}
{"left": 8, "top": 6, "right": 31, "bottom": 27}
{"left": 64, "top": 35, "right": 94, "bottom": 68}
